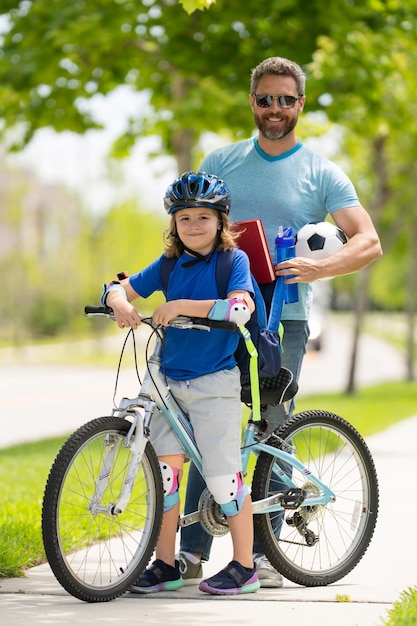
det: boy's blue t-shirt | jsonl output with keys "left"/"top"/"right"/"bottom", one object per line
{"left": 200, "top": 138, "right": 360, "bottom": 321}
{"left": 129, "top": 249, "right": 253, "bottom": 380}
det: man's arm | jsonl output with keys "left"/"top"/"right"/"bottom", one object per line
{"left": 276, "top": 205, "right": 382, "bottom": 283}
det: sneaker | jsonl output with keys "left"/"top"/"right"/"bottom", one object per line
{"left": 177, "top": 552, "right": 203, "bottom": 585}
{"left": 199, "top": 560, "right": 260, "bottom": 595}
{"left": 129, "top": 559, "right": 183, "bottom": 594}
{"left": 253, "top": 553, "right": 284, "bottom": 588}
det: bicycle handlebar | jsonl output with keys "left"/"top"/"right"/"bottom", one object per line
{"left": 84, "top": 305, "right": 237, "bottom": 332}
{"left": 85, "top": 305, "right": 116, "bottom": 319}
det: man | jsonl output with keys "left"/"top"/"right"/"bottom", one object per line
{"left": 178, "top": 56, "right": 382, "bottom": 588}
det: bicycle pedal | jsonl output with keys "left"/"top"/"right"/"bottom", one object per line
{"left": 279, "top": 488, "right": 306, "bottom": 509}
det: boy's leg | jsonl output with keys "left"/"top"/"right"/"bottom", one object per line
{"left": 227, "top": 492, "right": 254, "bottom": 567}
{"left": 155, "top": 454, "right": 184, "bottom": 566}
{"left": 199, "top": 493, "right": 259, "bottom": 595}
{"left": 130, "top": 454, "right": 184, "bottom": 594}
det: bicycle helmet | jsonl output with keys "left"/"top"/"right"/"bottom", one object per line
{"left": 164, "top": 171, "right": 231, "bottom": 215}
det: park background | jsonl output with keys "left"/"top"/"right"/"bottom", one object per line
{"left": 0, "top": 2, "right": 416, "bottom": 623}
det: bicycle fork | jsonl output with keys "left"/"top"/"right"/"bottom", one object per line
{"left": 87, "top": 408, "right": 148, "bottom": 517}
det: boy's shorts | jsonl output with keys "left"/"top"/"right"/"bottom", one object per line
{"left": 148, "top": 367, "right": 242, "bottom": 477}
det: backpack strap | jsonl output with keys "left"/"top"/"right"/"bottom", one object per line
{"left": 159, "top": 249, "right": 236, "bottom": 298}
{"left": 159, "top": 255, "right": 177, "bottom": 296}
{"left": 215, "top": 249, "right": 235, "bottom": 298}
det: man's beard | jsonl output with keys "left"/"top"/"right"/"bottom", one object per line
{"left": 254, "top": 112, "right": 298, "bottom": 141}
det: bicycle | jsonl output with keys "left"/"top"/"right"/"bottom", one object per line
{"left": 42, "top": 307, "right": 379, "bottom": 602}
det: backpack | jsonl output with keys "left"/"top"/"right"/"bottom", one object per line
{"left": 160, "top": 250, "right": 289, "bottom": 405}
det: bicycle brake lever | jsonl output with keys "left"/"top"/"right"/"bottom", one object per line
{"left": 169, "top": 316, "right": 211, "bottom": 331}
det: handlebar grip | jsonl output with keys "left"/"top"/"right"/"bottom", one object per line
{"left": 195, "top": 317, "right": 237, "bottom": 331}
{"left": 84, "top": 305, "right": 115, "bottom": 317}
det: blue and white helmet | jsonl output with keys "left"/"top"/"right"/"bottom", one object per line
{"left": 164, "top": 171, "right": 231, "bottom": 215}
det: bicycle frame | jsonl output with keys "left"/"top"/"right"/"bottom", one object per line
{"left": 103, "top": 321, "right": 336, "bottom": 525}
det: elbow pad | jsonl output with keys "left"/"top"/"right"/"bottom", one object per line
{"left": 208, "top": 298, "right": 251, "bottom": 325}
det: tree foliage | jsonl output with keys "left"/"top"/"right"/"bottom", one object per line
{"left": 179, "top": 0, "right": 216, "bottom": 14}
{"left": 0, "top": 0, "right": 390, "bottom": 169}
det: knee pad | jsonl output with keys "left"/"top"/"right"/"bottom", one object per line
{"left": 205, "top": 472, "right": 248, "bottom": 518}
{"left": 159, "top": 461, "right": 180, "bottom": 512}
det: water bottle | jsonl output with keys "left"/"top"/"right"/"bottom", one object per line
{"left": 275, "top": 226, "right": 298, "bottom": 303}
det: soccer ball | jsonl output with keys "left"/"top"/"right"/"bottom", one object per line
{"left": 295, "top": 222, "right": 348, "bottom": 259}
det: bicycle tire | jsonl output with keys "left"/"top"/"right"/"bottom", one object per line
{"left": 42, "top": 416, "right": 163, "bottom": 602}
{"left": 252, "top": 410, "right": 379, "bottom": 587}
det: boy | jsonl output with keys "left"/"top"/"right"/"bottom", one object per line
{"left": 102, "top": 171, "right": 259, "bottom": 596}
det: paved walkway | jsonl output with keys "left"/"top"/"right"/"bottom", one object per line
{"left": 1, "top": 414, "right": 416, "bottom": 625}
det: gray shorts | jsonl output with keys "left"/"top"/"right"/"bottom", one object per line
{"left": 148, "top": 367, "right": 242, "bottom": 478}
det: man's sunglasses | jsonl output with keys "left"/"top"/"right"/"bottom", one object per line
{"left": 253, "top": 94, "right": 302, "bottom": 109}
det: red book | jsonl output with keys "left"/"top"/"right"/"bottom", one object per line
{"left": 232, "top": 219, "right": 276, "bottom": 284}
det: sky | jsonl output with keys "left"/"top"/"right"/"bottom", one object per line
{"left": 8, "top": 85, "right": 178, "bottom": 215}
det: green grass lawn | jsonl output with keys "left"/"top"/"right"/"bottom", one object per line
{"left": 1, "top": 379, "right": 416, "bottom": 580}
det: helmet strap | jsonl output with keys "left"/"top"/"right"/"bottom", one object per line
{"left": 182, "top": 245, "right": 214, "bottom": 268}
{"left": 181, "top": 232, "right": 221, "bottom": 268}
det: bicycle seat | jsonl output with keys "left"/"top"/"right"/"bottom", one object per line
{"left": 241, "top": 367, "right": 298, "bottom": 406}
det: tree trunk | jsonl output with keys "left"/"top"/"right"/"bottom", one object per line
{"left": 406, "top": 215, "right": 416, "bottom": 381}
{"left": 173, "top": 127, "right": 195, "bottom": 174}
{"left": 345, "top": 134, "right": 388, "bottom": 394}
{"left": 170, "top": 71, "right": 195, "bottom": 174}
{"left": 346, "top": 267, "right": 370, "bottom": 394}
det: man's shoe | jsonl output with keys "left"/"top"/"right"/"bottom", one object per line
{"left": 199, "top": 560, "right": 260, "bottom": 595}
{"left": 177, "top": 552, "right": 203, "bottom": 585}
{"left": 129, "top": 559, "right": 183, "bottom": 594}
{"left": 253, "top": 553, "right": 284, "bottom": 588}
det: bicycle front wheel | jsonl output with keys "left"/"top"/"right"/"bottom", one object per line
{"left": 42, "top": 416, "right": 163, "bottom": 602}
{"left": 252, "top": 410, "right": 379, "bottom": 586}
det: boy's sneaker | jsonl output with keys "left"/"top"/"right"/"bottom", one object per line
{"left": 177, "top": 552, "right": 203, "bottom": 585}
{"left": 253, "top": 553, "right": 284, "bottom": 588}
{"left": 129, "top": 559, "right": 183, "bottom": 594}
{"left": 199, "top": 560, "right": 260, "bottom": 595}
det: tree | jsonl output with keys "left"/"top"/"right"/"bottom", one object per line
{"left": 307, "top": 1, "right": 417, "bottom": 389}
{"left": 0, "top": 0, "right": 392, "bottom": 171}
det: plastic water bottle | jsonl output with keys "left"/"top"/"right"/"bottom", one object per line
{"left": 275, "top": 226, "right": 298, "bottom": 303}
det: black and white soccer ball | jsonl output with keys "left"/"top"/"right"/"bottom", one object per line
{"left": 295, "top": 222, "right": 348, "bottom": 259}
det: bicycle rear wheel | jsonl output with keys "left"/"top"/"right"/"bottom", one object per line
{"left": 42, "top": 416, "right": 163, "bottom": 602}
{"left": 252, "top": 410, "right": 378, "bottom": 586}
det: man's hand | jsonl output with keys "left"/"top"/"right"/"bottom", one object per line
{"left": 275, "top": 257, "right": 327, "bottom": 283}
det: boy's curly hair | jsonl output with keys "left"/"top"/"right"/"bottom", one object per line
{"left": 163, "top": 210, "right": 242, "bottom": 258}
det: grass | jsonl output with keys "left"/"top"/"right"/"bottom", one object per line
{"left": 294, "top": 380, "right": 417, "bottom": 438}
{"left": 1, "top": 379, "right": 416, "bottom": 580}
{"left": 384, "top": 586, "right": 417, "bottom": 626}
{"left": 0, "top": 436, "right": 66, "bottom": 577}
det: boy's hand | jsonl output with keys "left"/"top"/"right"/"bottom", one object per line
{"left": 110, "top": 298, "right": 142, "bottom": 330}
{"left": 152, "top": 301, "right": 183, "bottom": 327}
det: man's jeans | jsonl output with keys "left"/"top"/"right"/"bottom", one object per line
{"left": 180, "top": 319, "right": 309, "bottom": 560}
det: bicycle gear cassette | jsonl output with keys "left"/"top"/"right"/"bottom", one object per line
{"left": 198, "top": 487, "right": 229, "bottom": 537}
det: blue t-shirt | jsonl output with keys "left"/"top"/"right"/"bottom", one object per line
{"left": 200, "top": 138, "right": 360, "bottom": 320}
{"left": 129, "top": 249, "right": 253, "bottom": 380}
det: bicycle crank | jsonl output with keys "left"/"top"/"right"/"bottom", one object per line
{"left": 198, "top": 487, "right": 229, "bottom": 537}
